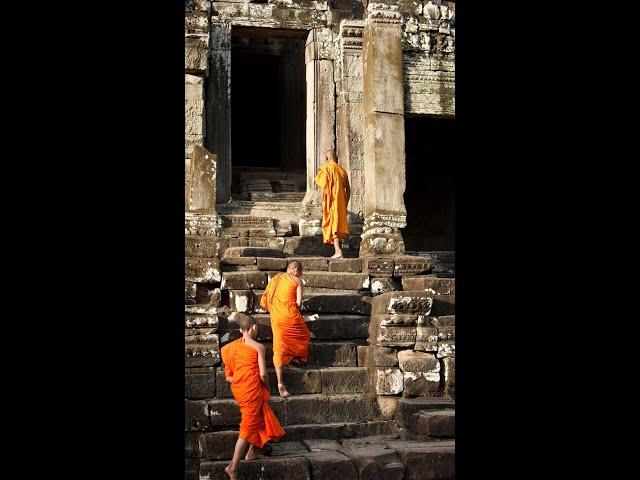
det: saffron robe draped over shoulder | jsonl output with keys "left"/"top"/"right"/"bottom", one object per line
{"left": 314, "top": 162, "right": 350, "bottom": 244}
{"left": 221, "top": 338, "right": 285, "bottom": 448}
{"left": 260, "top": 272, "right": 311, "bottom": 367}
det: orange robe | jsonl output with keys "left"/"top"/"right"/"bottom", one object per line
{"left": 315, "top": 161, "right": 350, "bottom": 245}
{"left": 221, "top": 338, "right": 285, "bottom": 448}
{"left": 260, "top": 272, "right": 311, "bottom": 367}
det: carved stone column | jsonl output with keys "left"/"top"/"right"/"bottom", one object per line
{"left": 185, "top": 145, "right": 220, "bottom": 236}
{"left": 206, "top": 22, "right": 232, "bottom": 204}
{"left": 337, "top": 20, "right": 365, "bottom": 227}
{"left": 302, "top": 28, "right": 336, "bottom": 211}
{"left": 360, "top": 3, "right": 407, "bottom": 257}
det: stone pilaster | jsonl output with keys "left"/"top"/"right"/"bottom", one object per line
{"left": 360, "top": 3, "right": 407, "bottom": 257}
{"left": 336, "top": 20, "right": 365, "bottom": 226}
{"left": 303, "top": 28, "right": 336, "bottom": 210}
{"left": 185, "top": 145, "right": 220, "bottom": 236}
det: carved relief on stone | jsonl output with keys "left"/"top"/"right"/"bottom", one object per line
{"left": 367, "top": 2, "right": 402, "bottom": 23}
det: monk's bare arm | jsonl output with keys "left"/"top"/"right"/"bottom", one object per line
{"left": 292, "top": 276, "right": 303, "bottom": 308}
{"left": 225, "top": 375, "right": 233, "bottom": 383}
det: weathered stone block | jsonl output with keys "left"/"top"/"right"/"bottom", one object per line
{"left": 223, "top": 246, "right": 284, "bottom": 258}
{"left": 377, "top": 326, "right": 416, "bottom": 348}
{"left": 185, "top": 235, "right": 221, "bottom": 258}
{"left": 412, "top": 409, "right": 455, "bottom": 438}
{"left": 208, "top": 399, "right": 285, "bottom": 428}
{"left": 363, "top": 257, "right": 395, "bottom": 277}
{"left": 402, "top": 276, "right": 454, "bottom": 295}
{"left": 307, "top": 315, "right": 370, "bottom": 340}
{"left": 185, "top": 10, "right": 209, "bottom": 34}
{"left": 389, "top": 442, "right": 455, "bottom": 480}
{"left": 371, "top": 313, "right": 418, "bottom": 327}
{"left": 221, "top": 271, "right": 268, "bottom": 289}
{"left": 432, "top": 315, "right": 455, "bottom": 327}
{"left": 294, "top": 257, "right": 329, "bottom": 271}
{"left": 431, "top": 295, "right": 455, "bottom": 316}
{"left": 303, "top": 271, "right": 370, "bottom": 290}
{"left": 321, "top": 367, "right": 369, "bottom": 394}
{"left": 199, "top": 430, "right": 237, "bottom": 460}
{"left": 285, "top": 394, "right": 374, "bottom": 425}
{"left": 415, "top": 326, "right": 438, "bottom": 352}
{"left": 185, "top": 280, "right": 197, "bottom": 304}
{"left": 269, "top": 367, "right": 322, "bottom": 395}
{"left": 185, "top": 256, "right": 221, "bottom": 283}
{"left": 375, "top": 367, "right": 404, "bottom": 395}
{"left": 260, "top": 456, "right": 311, "bottom": 479}
{"left": 256, "top": 257, "right": 288, "bottom": 271}
{"left": 377, "top": 395, "right": 399, "bottom": 420}
{"left": 185, "top": 367, "right": 216, "bottom": 400}
{"left": 228, "top": 289, "right": 253, "bottom": 313}
{"left": 443, "top": 357, "right": 455, "bottom": 389}
{"left": 372, "top": 291, "right": 433, "bottom": 315}
{"left": 184, "top": 305, "right": 219, "bottom": 329}
{"left": 221, "top": 256, "right": 257, "bottom": 266}
{"left": 395, "top": 397, "right": 455, "bottom": 428}
{"left": 436, "top": 325, "right": 455, "bottom": 358}
{"left": 329, "top": 257, "right": 363, "bottom": 272}
{"left": 199, "top": 460, "right": 261, "bottom": 480}
{"left": 403, "top": 371, "right": 441, "bottom": 397}
{"left": 185, "top": 333, "right": 220, "bottom": 367}
{"left": 215, "top": 368, "right": 233, "bottom": 398}
{"left": 185, "top": 457, "right": 199, "bottom": 480}
{"left": 304, "top": 451, "right": 358, "bottom": 480}
{"left": 195, "top": 285, "right": 222, "bottom": 305}
{"left": 302, "top": 293, "right": 372, "bottom": 315}
{"left": 392, "top": 256, "right": 431, "bottom": 277}
{"left": 314, "top": 341, "right": 358, "bottom": 367}
{"left": 185, "top": 399, "right": 209, "bottom": 431}
{"left": 370, "top": 276, "right": 401, "bottom": 295}
{"left": 185, "top": 432, "right": 202, "bottom": 457}
{"left": 339, "top": 444, "right": 404, "bottom": 480}
{"left": 398, "top": 350, "right": 439, "bottom": 372}
{"left": 185, "top": 36, "right": 208, "bottom": 72}
{"left": 303, "top": 438, "right": 341, "bottom": 452}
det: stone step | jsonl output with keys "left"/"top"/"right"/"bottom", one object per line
{"left": 197, "top": 420, "right": 400, "bottom": 460}
{"left": 218, "top": 227, "right": 277, "bottom": 238}
{"left": 284, "top": 235, "right": 360, "bottom": 257}
{"left": 409, "top": 409, "right": 455, "bottom": 439}
{"left": 223, "top": 246, "right": 284, "bottom": 258}
{"left": 395, "top": 397, "right": 455, "bottom": 428}
{"left": 401, "top": 275, "right": 455, "bottom": 295}
{"left": 214, "top": 366, "right": 369, "bottom": 397}
{"left": 220, "top": 270, "right": 370, "bottom": 291}
{"left": 220, "top": 215, "right": 273, "bottom": 229}
{"left": 206, "top": 393, "right": 377, "bottom": 429}
{"left": 219, "top": 313, "right": 370, "bottom": 342}
{"left": 199, "top": 437, "right": 454, "bottom": 480}
{"left": 225, "top": 288, "right": 371, "bottom": 315}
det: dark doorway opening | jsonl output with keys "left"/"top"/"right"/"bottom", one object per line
{"left": 403, "top": 115, "right": 455, "bottom": 252}
{"left": 230, "top": 28, "right": 307, "bottom": 200}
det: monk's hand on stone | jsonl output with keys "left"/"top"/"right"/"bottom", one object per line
{"left": 226, "top": 376, "right": 233, "bottom": 384}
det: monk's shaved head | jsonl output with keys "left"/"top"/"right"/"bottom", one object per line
{"left": 287, "top": 260, "right": 302, "bottom": 273}
{"left": 233, "top": 312, "right": 257, "bottom": 332}
{"left": 326, "top": 149, "right": 337, "bottom": 162}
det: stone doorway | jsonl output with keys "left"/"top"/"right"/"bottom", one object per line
{"left": 403, "top": 115, "right": 455, "bottom": 252}
{"left": 229, "top": 27, "right": 307, "bottom": 202}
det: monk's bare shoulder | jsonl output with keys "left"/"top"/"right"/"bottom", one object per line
{"left": 244, "top": 338, "right": 265, "bottom": 354}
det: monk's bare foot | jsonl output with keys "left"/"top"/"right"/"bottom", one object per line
{"left": 278, "top": 383, "right": 291, "bottom": 398}
{"left": 245, "top": 450, "right": 264, "bottom": 461}
{"left": 331, "top": 252, "right": 343, "bottom": 259}
{"left": 224, "top": 465, "right": 237, "bottom": 480}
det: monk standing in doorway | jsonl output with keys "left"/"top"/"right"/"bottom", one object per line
{"left": 260, "top": 260, "right": 311, "bottom": 398}
{"left": 315, "top": 149, "right": 350, "bottom": 258}
{"left": 221, "top": 313, "right": 285, "bottom": 480}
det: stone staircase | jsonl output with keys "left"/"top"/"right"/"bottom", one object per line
{"left": 185, "top": 216, "right": 455, "bottom": 480}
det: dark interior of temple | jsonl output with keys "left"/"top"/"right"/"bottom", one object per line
{"left": 403, "top": 115, "right": 455, "bottom": 252}
{"left": 230, "top": 28, "right": 307, "bottom": 197}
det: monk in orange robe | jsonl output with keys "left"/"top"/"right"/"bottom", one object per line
{"left": 221, "top": 313, "right": 285, "bottom": 480}
{"left": 260, "top": 260, "right": 311, "bottom": 398}
{"left": 315, "top": 149, "right": 350, "bottom": 258}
